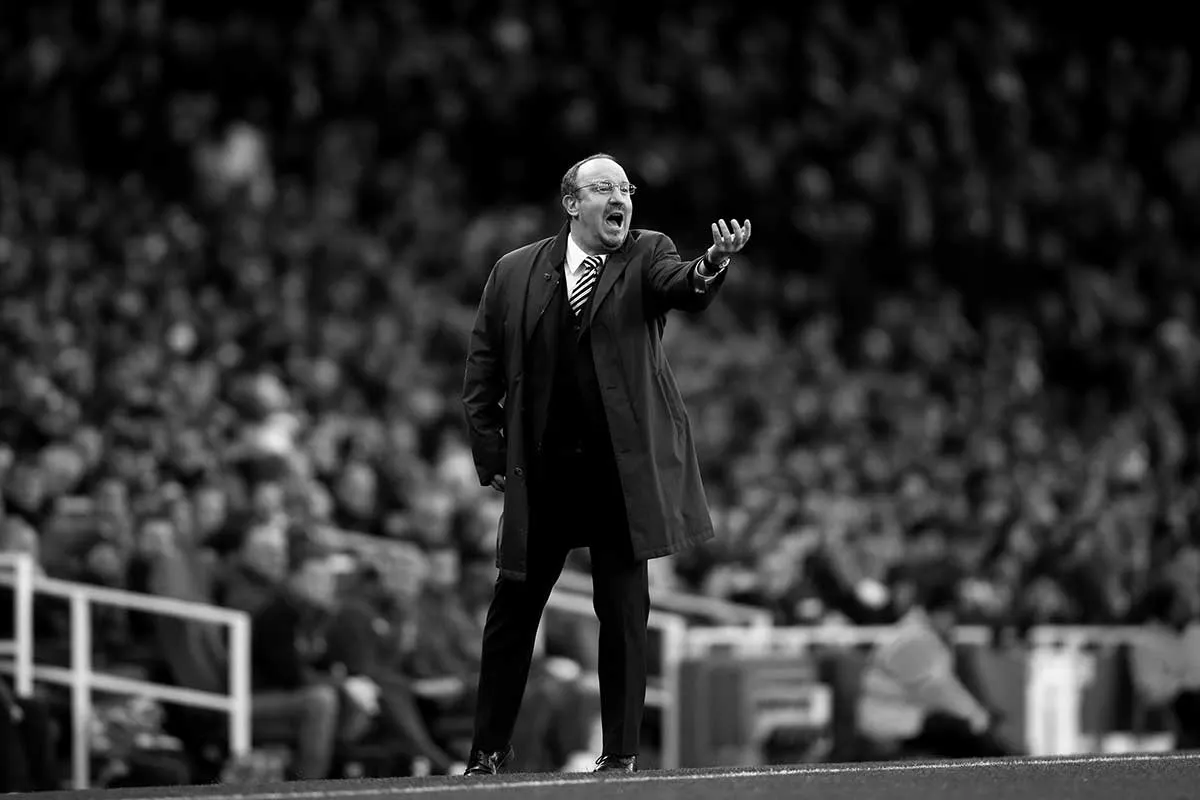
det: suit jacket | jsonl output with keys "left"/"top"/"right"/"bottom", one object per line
{"left": 250, "top": 593, "right": 330, "bottom": 692}
{"left": 463, "top": 223, "right": 725, "bottom": 579}
{"left": 322, "top": 599, "right": 383, "bottom": 678}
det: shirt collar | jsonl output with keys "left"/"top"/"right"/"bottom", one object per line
{"left": 565, "top": 234, "right": 607, "bottom": 277}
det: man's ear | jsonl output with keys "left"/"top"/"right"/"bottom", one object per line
{"left": 561, "top": 193, "right": 578, "bottom": 219}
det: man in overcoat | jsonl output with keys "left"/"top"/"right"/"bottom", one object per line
{"left": 461, "top": 153, "right": 750, "bottom": 774}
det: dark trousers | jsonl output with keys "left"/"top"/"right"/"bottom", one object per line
{"left": 473, "top": 446, "right": 650, "bottom": 758}
{"left": 0, "top": 691, "right": 59, "bottom": 792}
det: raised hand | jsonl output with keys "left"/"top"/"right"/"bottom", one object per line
{"left": 710, "top": 218, "right": 752, "bottom": 256}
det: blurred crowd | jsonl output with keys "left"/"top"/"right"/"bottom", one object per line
{"left": 3, "top": 0, "right": 1200, "bottom": 784}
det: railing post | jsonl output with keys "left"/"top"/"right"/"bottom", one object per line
{"left": 14, "top": 552, "right": 34, "bottom": 698}
{"left": 660, "top": 616, "right": 686, "bottom": 770}
{"left": 70, "top": 592, "right": 93, "bottom": 790}
{"left": 228, "top": 612, "right": 252, "bottom": 757}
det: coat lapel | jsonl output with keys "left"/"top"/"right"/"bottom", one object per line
{"left": 585, "top": 233, "right": 633, "bottom": 330}
{"left": 524, "top": 224, "right": 570, "bottom": 346}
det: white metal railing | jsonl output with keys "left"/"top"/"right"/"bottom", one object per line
{"left": 555, "top": 569, "right": 774, "bottom": 628}
{"left": 545, "top": 588, "right": 688, "bottom": 770}
{"left": 0, "top": 552, "right": 252, "bottom": 790}
{"left": 684, "top": 624, "right": 1154, "bottom": 658}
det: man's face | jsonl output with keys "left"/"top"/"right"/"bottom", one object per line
{"left": 427, "top": 549, "right": 460, "bottom": 590}
{"left": 193, "top": 487, "right": 227, "bottom": 536}
{"left": 241, "top": 524, "right": 287, "bottom": 581}
{"left": 95, "top": 479, "right": 129, "bottom": 519}
{"left": 293, "top": 557, "right": 337, "bottom": 609}
{"left": 382, "top": 545, "right": 427, "bottom": 603}
{"left": 6, "top": 464, "right": 46, "bottom": 513}
{"left": 562, "top": 158, "right": 633, "bottom": 252}
{"left": 251, "top": 482, "right": 285, "bottom": 519}
{"left": 87, "top": 542, "right": 125, "bottom": 585}
{"left": 139, "top": 519, "right": 177, "bottom": 558}
{"left": 0, "top": 519, "right": 40, "bottom": 561}
{"left": 337, "top": 462, "right": 377, "bottom": 517}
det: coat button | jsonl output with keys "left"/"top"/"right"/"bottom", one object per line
{"left": 514, "top": 467, "right": 524, "bottom": 478}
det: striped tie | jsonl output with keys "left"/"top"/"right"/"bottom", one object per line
{"left": 569, "top": 255, "right": 603, "bottom": 317}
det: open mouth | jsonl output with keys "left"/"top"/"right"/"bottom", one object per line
{"left": 604, "top": 210, "right": 625, "bottom": 230}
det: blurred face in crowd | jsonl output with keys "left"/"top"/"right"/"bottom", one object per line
{"left": 193, "top": 485, "right": 227, "bottom": 536}
{"left": 292, "top": 555, "right": 337, "bottom": 610}
{"left": 0, "top": 518, "right": 40, "bottom": 562}
{"left": 251, "top": 481, "right": 285, "bottom": 520}
{"left": 94, "top": 479, "right": 129, "bottom": 520}
{"left": 39, "top": 444, "right": 85, "bottom": 496}
{"left": 164, "top": 495, "right": 194, "bottom": 544}
{"left": 337, "top": 461, "right": 377, "bottom": 518}
{"left": 382, "top": 546, "right": 427, "bottom": 603}
{"left": 562, "top": 156, "right": 633, "bottom": 253}
{"left": 388, "top": 419, "right": 419, "bottom": 455}
{"left": 757, "top": 547, "right": 798, "bottom": 599}
{"left": 241, "top": 523, "right": 287, "bottom": 581}
{"left": 170, "top": 428, "right": 211, "bottom": 477}
{"left": 412, "top": 488, "right": 453, "bottom": 546}
{"left": 138, "top": 519, "right": 176, "bottom": 558}
{"left": 86, "top": 542, "right": 125, "bottom": 586}
{"left": 5, "top": 463, "right": 46, "bottom": 513}
{"left": 426, "top": 548, "right": 460, "bottom": 591}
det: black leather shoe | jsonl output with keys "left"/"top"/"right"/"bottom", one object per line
{"left": 594, "top": 754, "right": 637, "bottom": 773}
{"left": 463, "top": 745, "right": 513, "bottom": 776}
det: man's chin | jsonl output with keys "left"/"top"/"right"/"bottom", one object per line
{"left": 600, "top": 228, "right": 626, "bottom": 249}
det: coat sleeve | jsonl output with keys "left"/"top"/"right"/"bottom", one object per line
{"left": 643, "top": 233, "right": 727, "bottom": 314}
{"left": 462, "top": 262, "right": 508, "bottom": 484}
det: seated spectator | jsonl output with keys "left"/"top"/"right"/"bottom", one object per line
{"left": 0, "top": 515, "right": 67, "bottom": 659}
{"left": 1128, "top": 583, "right": 1200, "bottom": 748}
{"left": 131, "top": 518, "right": 227, "bottom": 696}
{"left": 324, "top": 564, "right": 458, "bottom": 774}
{"left": 410, "top": 548, "right": 483, "bottom": 682}
{"left": 249, "top": 541, "right": 343, "bottom": 781}
{"left": 212, "top": 514, "right": 288, "bottom": 617}
{"left": 0, "top": 678, "right": 60, "bottom": 792}
{"left": 857, "top": 571, "right": 1016, "bottom": 759}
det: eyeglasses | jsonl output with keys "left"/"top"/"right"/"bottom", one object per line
{"left": 575, "top": 180, "right": 637, "bottom": 196}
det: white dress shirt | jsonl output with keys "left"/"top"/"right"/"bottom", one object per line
{"left": 565, "top": 234, "right": 607, "bottom": 299}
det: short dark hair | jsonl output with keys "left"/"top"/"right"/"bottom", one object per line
{"left": 560, "top": 153, "right": 618, "bottom": 200}
{"left": 288, "top": 536, "right": 331, "bottom": 575}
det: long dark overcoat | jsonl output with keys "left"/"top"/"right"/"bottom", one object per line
{"left": 462, "top": 223, "right": 727, "bottom": 580}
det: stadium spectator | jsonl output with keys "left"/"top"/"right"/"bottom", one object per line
{"left": 0, "top": 679, "right": 59, "bottom": 792}
{"left": 213, "top": 516, "right": 289, "bottom": 617}
{"left": 857, "top": 571, "right": 1016, "bottom": 759}
{"left": 1128, "top": 583, "right": 1200, "bottom": 748}
{"left": 324, "top": 564, "right": 458, "bottom": 774}
{"left": 248, "top": 542, "right": 344, "bottom": 781}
